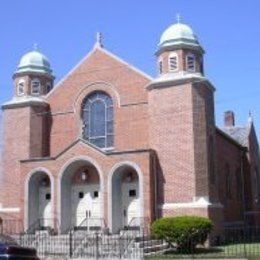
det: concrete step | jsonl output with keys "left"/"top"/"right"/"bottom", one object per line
{"left": 138, "top": 239, "right": 164, "bottom": 248}
{"left": 143, "top": 242, "right": 169, "bottom": 254}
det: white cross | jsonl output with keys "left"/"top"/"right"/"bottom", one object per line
{"left": 96, "top": 32, "right": 103, "bottom": 47}
{"left": 33, "top": 43, "right": 38, "bottom": 51}
{"left": 176, "top": 13, "right": 181, "bottom": 23}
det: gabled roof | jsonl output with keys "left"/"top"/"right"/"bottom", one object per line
{"left": 46, "top": 45, "right": 153, "bottom": 98}
{"left": 20, "top": 138, "right": 151, "bottom": 163}
{"left": 222, "top": 126, "right": 249, "bottom": 147}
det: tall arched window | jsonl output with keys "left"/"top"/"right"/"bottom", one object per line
{"left": 82, "top": 91, "right": 113, "bottom": 148}
{"left": 236, "top": 168, "right": 242, "bottom": 200}
{"left": 254, "top": 167, "right": 260, "bottom": 201}
{"left": 208, "top": 136, "right": 215, "bottom": 184}
{"left": 225, "top": 164, "right": 232, "bottom": 199}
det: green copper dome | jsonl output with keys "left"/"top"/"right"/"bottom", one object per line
{"left": 15, "top": 50, "right": 53, "bottom": 75}
{"left": 159, "top": 22, "right": 200, "bottom": 48}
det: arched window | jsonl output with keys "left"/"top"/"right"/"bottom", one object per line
{"left": 46, "top": 82, "right": 52, "bottom": 93}
{"left": 82, "top": 91, "right": 113, "bottom": 148}
{"left": 208, "top": 136, "right": 215, "bottom": 184}
{"left": 186, "top": 53, "right": 196, "bottom": 72}
{"left": 254, "top": 167, "right": 260, "bottom": 201}
{"left": 236, "top": 168, "right": 242, "bottom": 200}
{"left": 225, "top": 164, "right": 232, "bottom": 199}
{"left": 31, "top": 78, "right": 41, "bottom": 95}
{"left": 168, "top": 53, "right": 178, "bottom": 72}
{"left": 17, "top": 79, "right": 25, "bottom": 96}
{"left": 158, "top": 59, "right": 163, "bottom": 74}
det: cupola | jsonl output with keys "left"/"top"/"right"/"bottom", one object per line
{"left": 13, "top": 46, "right": 55, "bottom": 98}
{"left": 156, "top": 18, "right": 204, "bottom": 78}
{"left": 15, "top": 50, "right": 53, "bottom": 76}
{"left": 159, "top": 23, "right": 201, "bottom": 50}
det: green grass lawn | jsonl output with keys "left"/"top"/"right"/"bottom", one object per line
{"left": 145, "top": 243, "right": 260, "bottom": 259}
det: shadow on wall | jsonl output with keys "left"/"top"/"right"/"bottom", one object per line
{"left": 44, "top": 107, "right": 52, "bottom": 157}
{"left": 152, "top": 151, "right": 165, "bottom": 218}
{"left": 0, "top": 111, "right": 3, "bottom": 189}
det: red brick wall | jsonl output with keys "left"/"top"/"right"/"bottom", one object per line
{"left": 149, "top": 82, "right": 196, "bottom": 205}
{"left": 46, "top": 48, "right": 150, "bottom": 156}
{"left": 215, "top": 130, "right": 244, "bottom": 225}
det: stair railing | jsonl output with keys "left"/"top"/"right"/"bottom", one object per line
{"left": 69, "top": 217, "right": 107, "bottom": 257}
{"left": 119, "top": 217, "right": 150, "bottom": 258}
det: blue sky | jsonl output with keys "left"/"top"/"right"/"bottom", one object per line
{"left": 0, "top": 0, "right": 259, "bottom": 137}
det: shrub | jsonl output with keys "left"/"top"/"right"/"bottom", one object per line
{"left": 151, "top": 216, "right": 213, "bottom": 252}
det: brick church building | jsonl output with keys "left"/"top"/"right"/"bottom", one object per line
{"left": 0, "top": 21, "right": 259, "bottom": 236}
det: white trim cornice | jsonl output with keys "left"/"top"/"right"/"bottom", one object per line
{"left": 0, "top": 204, "right": 20, "bottom": 213}
{"left": 158, "top": 197, "right": 223, "bottom": 209}
{"left": 146, "top": 73, "right": 215, "bottom": 92}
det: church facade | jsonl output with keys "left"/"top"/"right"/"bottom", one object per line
{"left": 0, "top": 21, "right": 260, "bottom": 237}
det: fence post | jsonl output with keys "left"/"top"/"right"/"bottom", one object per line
{"left": 69, "top": 230, "right": 73, "bottom": 258}
{"left": 243, "top": 227, "right": 247, "bottom": 258}
{"left": 0, "top": 218, "right": 2, "bottom": 235}
{"left": 95, "top": 232, "right": 99, "bottom": 260}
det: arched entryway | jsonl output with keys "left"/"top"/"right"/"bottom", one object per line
{"left": 26, "top": 170, "right": 53, "bottom": 231}
{"left": 109, "top": 162, "right": 143, "bottom": 233}
{"left": 59, "top": 158, "right": 103, "bottom": 233}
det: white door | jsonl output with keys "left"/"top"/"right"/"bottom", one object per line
{"left": 122, "top": 182, "right": 139, "bottom": 227}
{"left": 71, "top": 184, "right": 101, "bottom": 227}
{"left": 39, "top": 187, "right": 52, "bottom": 227}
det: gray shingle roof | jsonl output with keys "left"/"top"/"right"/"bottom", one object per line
{"left": 222, "top": 126, "right": 249, "bottom": 147}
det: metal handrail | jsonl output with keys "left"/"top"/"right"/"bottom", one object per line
{"left": 69, "top": 217, "right": 106, "bottom": 232}
{"left": 69, "top": 217, "right": 107, "bottom": 257}
{"left": 119, "top": 217, "right": 149, "bottom": 258}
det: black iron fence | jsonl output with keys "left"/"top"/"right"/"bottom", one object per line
{"left": 14, "top": 229, "right": 146, "bottom": 259}
{"left": 1, "top": 220, "right": 260, "bottom": 259}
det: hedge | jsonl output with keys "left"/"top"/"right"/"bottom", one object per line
{"left": 151, "top": 216, "right": 213, "bottom": 251}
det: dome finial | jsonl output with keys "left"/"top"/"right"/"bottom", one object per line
{"left": 95, "top": 32, "right": 103, "bottom": 48}
{"left": 33, "top": 43, "right": 38, "bottom": 51}
{"left": 248, "top": 110, "right": 253, "bottom": 123}
{"left": 176, "top": 13, "right": 181, "bottom": 24}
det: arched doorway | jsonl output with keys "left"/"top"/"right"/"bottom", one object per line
{"left": 59, "top": 159, "right": 102, "bottom": 233}
{"left": 110, "top": 164, "right": 142, "bottom": 233}
{"left": 27, "top": 171, "right": 53, "bottom": 231}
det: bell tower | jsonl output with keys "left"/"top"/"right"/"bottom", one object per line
{"left": 0, "top": 47, "right": 54, "bottom": 216}
{"left": 156, "top": 19, "right": 204, "bottom": 77}
{"left": 13, "top": 45, "right": 54, "bottom": 97}
{"left": 148, "top": 20, "right": 223, "bottom": 235}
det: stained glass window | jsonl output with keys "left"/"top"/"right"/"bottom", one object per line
{"left": 82, "top": 92, "right": 113, "bottom": 148}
